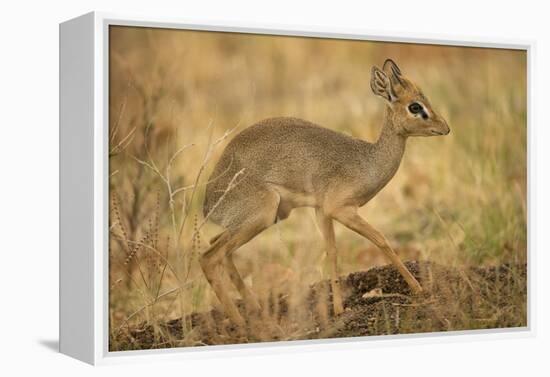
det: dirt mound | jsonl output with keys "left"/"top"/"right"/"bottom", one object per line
{"left": 115, "top": 261, "right": 526, "bottom": 350}
{"left": 329, "top": 261, "right": 526, "bottom": 339}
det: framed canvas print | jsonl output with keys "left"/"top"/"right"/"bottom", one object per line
{"left": 59, "top": 12, "right": 532, "bottom": 365}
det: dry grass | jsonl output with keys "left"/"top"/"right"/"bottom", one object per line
{"left": 107, "top": 26, "right": 527, "bottom": 350}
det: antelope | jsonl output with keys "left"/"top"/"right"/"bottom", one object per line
{"left": 200, "top": 59, "right": 450, "bottom": 330}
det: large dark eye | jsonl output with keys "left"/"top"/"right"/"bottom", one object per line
{"left": 408, "top": 102, "right": 423, "bottom": 114}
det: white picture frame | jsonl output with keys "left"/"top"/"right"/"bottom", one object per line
{"left": 59, "top": 11, "right": 535, "bottom": 365}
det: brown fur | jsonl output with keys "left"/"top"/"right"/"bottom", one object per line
{"left": 200, "top": 59, "right": 450, "bottom": 329}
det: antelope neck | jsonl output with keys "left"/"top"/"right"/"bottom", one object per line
{"left": 369, "top": 107, "right": 407, "bottom": 185}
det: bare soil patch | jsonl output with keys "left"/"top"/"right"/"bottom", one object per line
{"left": 113, "top": 261, "right": 526, "bottom": 350}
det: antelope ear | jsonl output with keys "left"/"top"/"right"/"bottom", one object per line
{"left": 383, "top": 59, "right": 402, "bottom": 76}
{"left": 383, "top": 58, "right": 407, "bottom": 89}
{"left": 370, "top": 66, "right": 396, "bottom": 102}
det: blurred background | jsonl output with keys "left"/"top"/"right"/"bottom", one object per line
{"left": 108, "top": 26, "right": 526, "bottom": 348}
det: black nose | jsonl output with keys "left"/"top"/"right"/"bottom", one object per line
{"left": 442, "top": 120, "right": 451, "bottom": 135}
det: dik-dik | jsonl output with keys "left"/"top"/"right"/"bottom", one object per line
{"left": 201, "top": 59, "right": 450, "bottom": 329}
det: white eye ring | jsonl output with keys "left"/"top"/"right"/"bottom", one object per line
{"left": 408, "top": 102, "right": 430, "bottom": 119}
